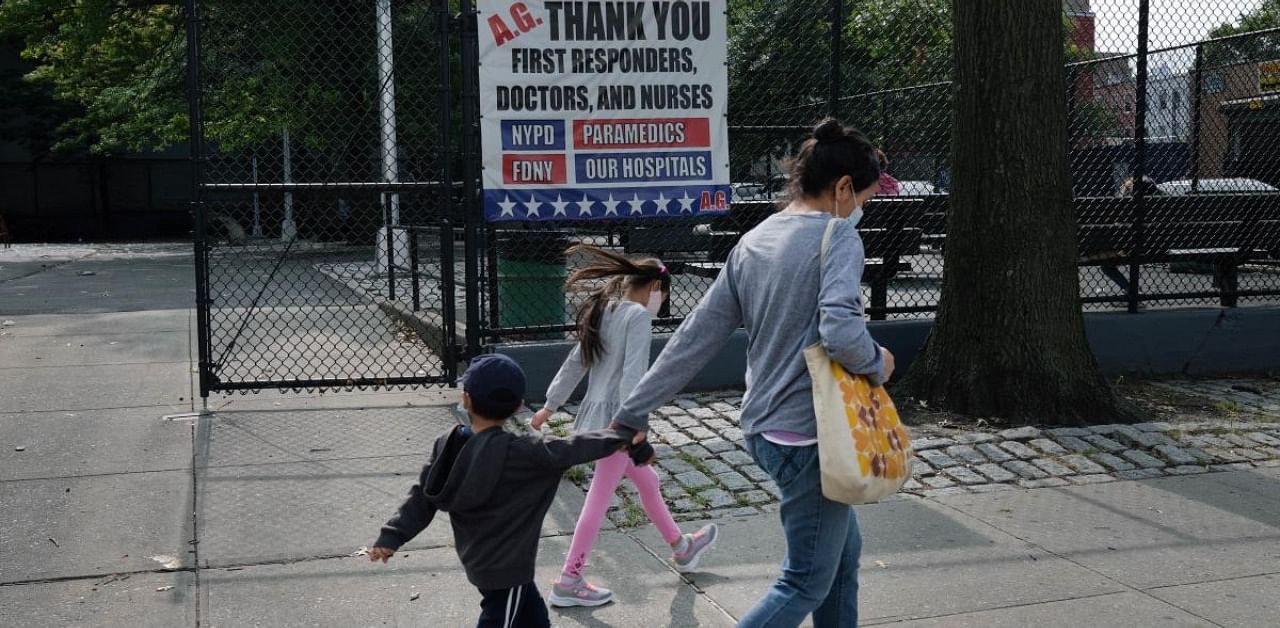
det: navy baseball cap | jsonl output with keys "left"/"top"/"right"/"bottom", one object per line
{"left": 459, "top": 354, "right": 526, "bottom": 418}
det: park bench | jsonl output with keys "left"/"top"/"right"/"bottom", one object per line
{"left": 624, "top": 199, "right": 926, "bottom": 318}
{"left": 1076, "top": 194, "right": 1280, "bottom": 306}
{"left": 921, "top": 194, "right": 1280, "bottom": 306}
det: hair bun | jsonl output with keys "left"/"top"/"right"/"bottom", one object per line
{"left": 812, "top": 118, "right": 846, "bottom": 143}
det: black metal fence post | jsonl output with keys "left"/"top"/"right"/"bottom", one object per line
{"left": 184, "top": 0, "right": 212, "bottom": 399}
{"left": 1129, "top": 0, "right": 1151, "bottom": 314}
{"left": 440, "top": 220, "right": 457, "bottom": 376}
{"left": 409, "top": 228, "right": 421, "bottom": 311}
{"left": 1190, "top": 44, "right": 1203, "bottom": 195}
{"left": 460, "top": 0, "right": 483, "bottom": 361}
{"left": 487, "top": 227, "right": 500, "bottom": 342}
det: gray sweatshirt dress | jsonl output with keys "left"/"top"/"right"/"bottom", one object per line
{"left": 543, "top": 299, "right": 653, "bottom": 432}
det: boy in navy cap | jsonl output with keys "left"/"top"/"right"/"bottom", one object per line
{"left": 369, "top": 354, "right": 652, "bottom": 627}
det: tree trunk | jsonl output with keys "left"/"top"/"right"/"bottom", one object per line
{"left": 903, "top": 0, "right": 1132, "bottom": 425}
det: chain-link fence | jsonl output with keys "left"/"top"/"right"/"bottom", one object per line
{"left": 189, "top": 0, "right": 458, "bottom": 393}
{"left": 188, "top": 0, "right": 1280, "bottom": 392}
{"left": 475, "top": 0, "right": 1280, "bottom": 342}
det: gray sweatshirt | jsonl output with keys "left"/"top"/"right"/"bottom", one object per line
{"left": 613, "top": 213, "right": 885, "bottom": 438}
{"left": 543, "top": 300, "right": 652, "bottom": 432}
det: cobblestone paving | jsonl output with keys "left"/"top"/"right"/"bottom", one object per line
{"left": 524, "top": 381, "right": 1280, "bottom": 526}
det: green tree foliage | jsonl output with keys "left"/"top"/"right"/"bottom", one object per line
{"left": 1206, "top": 1, "right": 1280, "bottom": 68}
{"left": 0, "top": 1, "right": 186, "bottom": 154}
{"left": 0, "top": 0, "right": 452, "bottom": 169}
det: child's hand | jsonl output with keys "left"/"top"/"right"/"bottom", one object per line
{"left": 628, "top": 440, "right": 656, "bottom": 466}
{"left": 530, "top": 408, "right": 553, "bottom": 432}
{"left": 368, "top": 547, "right": 395, "bottom": 563}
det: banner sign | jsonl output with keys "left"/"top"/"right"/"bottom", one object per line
{"left": 1261, "top": 60, "right": 1280, "bottom": 94}
{"left": 477, "top": 1, "right": 730, "bottom": 221}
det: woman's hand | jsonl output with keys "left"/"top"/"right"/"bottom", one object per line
{"left": 530, "top": 408, "right": 553, "bottom": 432}
{"left": 880, "top": 346, "right": 896, "bottom": 381}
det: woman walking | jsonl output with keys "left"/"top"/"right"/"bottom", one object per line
{"left": 610, "top": 118, "right": 894, "bottom": 627}
{"left": 531, "top": 245, "right": 719, "bottom": 608}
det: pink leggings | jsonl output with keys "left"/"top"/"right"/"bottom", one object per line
{"left": 562, "top": 451, "right": 682, "bottom": 579}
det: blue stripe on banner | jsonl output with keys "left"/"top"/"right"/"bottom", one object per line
{"left": 483, "top": 185, "right": 732, "bottom": 222}
{"left": 501, "top": 120, "right": 566, "bottom": 151}
{"left": 574, "top": 151, "right": 714, "bottom": 184}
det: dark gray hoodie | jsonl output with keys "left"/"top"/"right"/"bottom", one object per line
{"left": 374, "top": 425, "right": 629, "bottom": 590}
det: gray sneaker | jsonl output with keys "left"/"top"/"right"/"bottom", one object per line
{"left": 548, "top": 577, "right": 613, "bottom": 608}
{"left": 671, "top": 523, "right": 719, "bottom": 573}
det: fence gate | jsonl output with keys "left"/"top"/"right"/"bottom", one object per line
{"left": 186, "top": 0, "right": 460, "bottom": 395}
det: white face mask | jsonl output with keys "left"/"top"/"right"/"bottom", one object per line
{"left": 847, "top": 204, "right": 864, "bottom": 228}
{"left": 645, "top": 290, "right": 664, "bottom": 316}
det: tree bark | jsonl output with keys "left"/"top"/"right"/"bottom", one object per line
{"left": 903, "top": 0, "right": 1132, "bottom": 425}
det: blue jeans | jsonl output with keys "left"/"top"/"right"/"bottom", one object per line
{"left": 740, "top": 435, "right": 861, "bottom": 628}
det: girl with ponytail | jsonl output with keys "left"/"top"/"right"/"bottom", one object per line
{"left": 530, "top": 245, "right": 719, "bottom": 608}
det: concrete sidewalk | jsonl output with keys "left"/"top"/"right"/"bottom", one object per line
{"left": 2, "top": 248, "right": 1279, "bottom": 627}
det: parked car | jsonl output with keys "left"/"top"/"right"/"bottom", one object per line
{"left": 894, "top": 180, "right": 941, "bottom": 196}
{"left": 1155, "top": 178, "right": 1279, "bottom": 196}
{"left": 730, "top": 182, "right": 768, "bottom": 202}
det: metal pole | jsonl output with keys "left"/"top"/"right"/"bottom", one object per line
{"left": 410, "top": 228, "right": 421, "bottom": 311}
{"left": 828, "top": 0, "right": 844, "bottom": 118}
{"left": 251, "top": 156, "right": 263, "bottom": 237}
{"left": 436, "top": 2, "right": 453, "bottom": 223}
{"left": 486, "top": 226, "right": 500, "bottom": 340}
{"left": 281, "top": 126, "right": 297, "bottom": 241}
{"left": 185, "top": 0, "right": 213, "bottom": 398}
{"left": 460, "top": 0, "right": 483, "bottom": 359}
{"left": 1190, "top": 44, "right": 1203, "bottom": 194}
{"left": 440, "top": 220, "right": 457, "bottom": 376}
{"left": 1129, "top": 0, "right": 1150, "bottom": 314}
{"left": 377, "top": 0, "right": 402, "bottom": 228}
{"left": 435, "top": 1, "right": 454, "bottom": 340}
{"left": 385, "top": 195, "right": 396, "bottom": 301}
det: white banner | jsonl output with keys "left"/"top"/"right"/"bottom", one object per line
{"left": 477, "top": 0, "right": 730, "bottom": 221}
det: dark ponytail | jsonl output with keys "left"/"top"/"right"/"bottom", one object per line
{"left": 565, "top": 244, "right": 669, "bottom": 368}
{"left": 786, "top": 117, "right": 880, "bottom": 200}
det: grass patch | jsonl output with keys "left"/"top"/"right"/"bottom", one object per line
{"left": 677, "top": 452, "right": 712, "bottom": 475}
{"left": 683, "top": 484, "right": 712, "bottom": 508}
{"left": 1215, "top": 400, "right": 1244, "bottom": 416}
{"left": 564, "top": 465, "right": 588, "bottom": 484}
{"left": 614, "top": 500, "right": 648, "bottom": 529}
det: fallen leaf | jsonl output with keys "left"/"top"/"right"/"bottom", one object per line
{"left": 150, "top": 554, "right": 182, "bottom": 569}
{"left": 409, "top": 592, "right": 420, "bottom": 601}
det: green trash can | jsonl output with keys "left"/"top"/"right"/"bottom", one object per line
{"left": 496, "top": 231, "right": 569, "bottom": 330}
